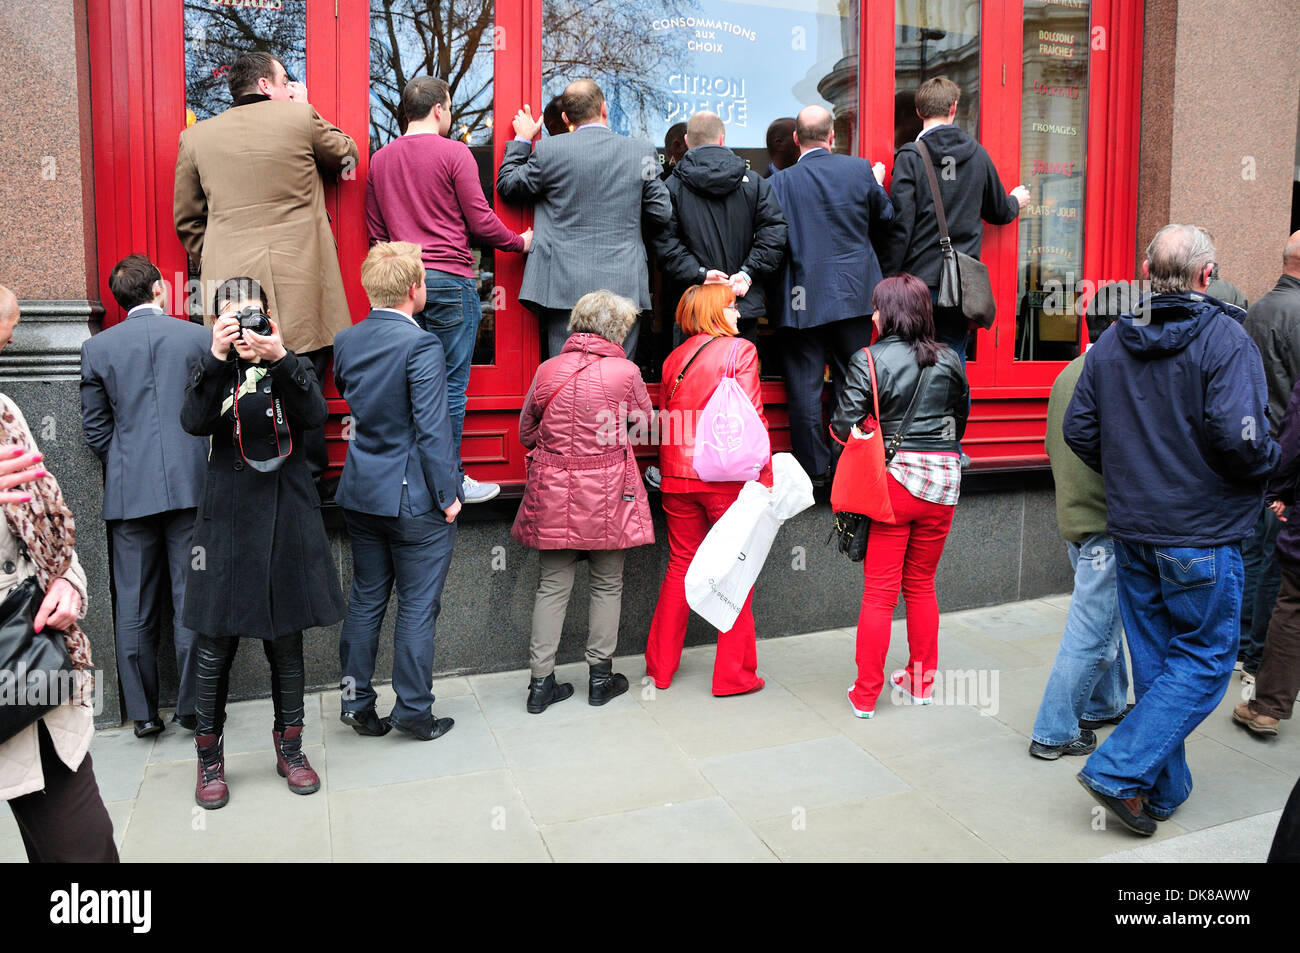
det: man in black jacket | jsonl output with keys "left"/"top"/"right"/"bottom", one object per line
{"left": 1239, "top": 230, "right": 1300, "bottom": 680}
{"left": 878, "top": 76, "right": 1028, "bottom": 360}
{"left": 654, "top": 111, "right": 788, "bottom": 344}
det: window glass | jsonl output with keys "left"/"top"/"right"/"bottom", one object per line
{"left": 183, "top": 1, "right": 307, "bottom": 124}
{"left": 1015, "top": 0, "right": 1090, "bottom": 362}
{"left": 369, "top": 0, "right": 498, "bottom": 365}
{"left": 542, "top": 0, "right": 859, "bottom": 381}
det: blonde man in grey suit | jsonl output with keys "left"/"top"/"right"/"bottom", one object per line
{"left": 497, "top": 79, "right": 672, "bottom": 360}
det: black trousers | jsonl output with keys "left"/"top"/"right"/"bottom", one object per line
{"left": 300, "top": 346, "right": 333, "bottom": 483}
{"left": 194, "top": 633, "right": 305, "bottom": 735}
{"left": 779, "top": 315, "right": 873, "bottom": 480}
{"left": 7, "top": 722, "right": 119, "bottom": 863}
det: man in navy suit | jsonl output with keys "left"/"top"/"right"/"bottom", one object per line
{"left": 770, "top": 105, "right": 894, "bottom": 484}
{"left": 333, "top": 241, "right": 464, "bottom": 742}
{"left": 81, "top": 255, "right": 211, "bottom": 737}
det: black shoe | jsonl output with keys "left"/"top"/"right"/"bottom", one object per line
{"left": 388, "top": 713, "right": 454, "bottom": 741}
{"left": 170, "top": 712, "right": 197, "bottom": 732}
{"left": 589, "top": 660, "right": 629, "bottom": 706}
{"left": 1079, "top": 703, "right": 1135, "bottom": 730}
{"left": 527, "top": 674, "right": 574, "bottom": 714}
{"left": 134, "top": 717, "right": 165, "bottom": 738}
{"left": 340, "top": 708, "right": 392, "bottom": 736}
{"left": 1076, "top": 775, "right": 1156, "bottom": 836}
{"left": 1028, "top": 729, "right": 1097, "bottom": 760}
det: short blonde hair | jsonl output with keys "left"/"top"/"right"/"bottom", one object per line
{"left": 361, "top": 242, "right": 424, "bottom": 309}
{"left": 568, "top": 290, "right": 638, "bottom": 345}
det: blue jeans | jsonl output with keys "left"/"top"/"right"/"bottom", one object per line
{"left": 418, "top": 269, "right": 481, "bottom": 471}
{"left": 1080, "top": 538, "right": 1242, "bottom": 817}
{"left": 1031, "top": 533, "right": 1130, "bottom": 746}
{"left": 1240, "top": 504, "right": 1283, "bottom": 672}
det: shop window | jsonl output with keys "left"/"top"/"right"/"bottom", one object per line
{"left": 369, "top": 0, "right": 498, "bottom": 366}
{"left": 183, "top": 1, "right": 307, "bottom": 125}
{"left": 1014, "top": 0, "right": 1090, "bottom": 363}
{"left": 540, "top": 0, "right": 859, "bottom": 382}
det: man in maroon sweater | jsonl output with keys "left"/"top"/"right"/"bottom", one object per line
{"left": 367, "top": 76, "right": 531, "bottom": 504}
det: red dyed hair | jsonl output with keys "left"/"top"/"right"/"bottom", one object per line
{"left": 675, "top": 283, "right": 737, "bottom": 337}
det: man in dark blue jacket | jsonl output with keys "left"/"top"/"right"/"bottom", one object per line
{"left": 769, "top": 105, "right": 894, "bottom": 483}
{"left": 1064, "top": 224, "right": 1280, "bottom": 835}
{"left": 333, "top": 242, "right": 463, "bottom": 742}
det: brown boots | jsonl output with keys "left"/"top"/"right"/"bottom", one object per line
{"left": 273, "top": 725, "right": 321, "bottom": 795}
{"left": 194, "top": 733, "right": 229, "bottom": 810}
{"left": 194, "top": 725, "right": 320, "bottom": 809}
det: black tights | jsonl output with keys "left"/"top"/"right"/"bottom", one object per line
{"left": 194, "top": 632, "right": 305, "bottom": 735}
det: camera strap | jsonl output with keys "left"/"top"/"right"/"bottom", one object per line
{"left": 230, "top": 362, "right": 292, "bottom": 472}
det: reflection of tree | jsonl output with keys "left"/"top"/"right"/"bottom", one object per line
{"left": 542, "top": 0, "right": 698, "bottom": 139}
{"left": 369, "top": 0, "right": 496, "bottom": 152}
{"left": 183, "top": 2, "right": 307, "bottom": 121}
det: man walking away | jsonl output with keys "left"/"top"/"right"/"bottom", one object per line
{"left": 1064, "top": 224, "right": 1279, "bottom": 835}
{"left": 333, "top": 243, "right": 463, "bottom": 742}
{"left": 367, "top": 75, "right": 532, "bottom": 505}
{"left": 81, "top": 255, "right": 211, "bottom": 738}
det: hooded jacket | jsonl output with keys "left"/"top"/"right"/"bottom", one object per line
{"left": 877, "top": 125, "right": 1020, "bottom": 296}
{"left": 1063, "top": 292, "right": 1279, "bottom": 547}
{"left": 654, "top": 144, "right": 788, "bottom": 321}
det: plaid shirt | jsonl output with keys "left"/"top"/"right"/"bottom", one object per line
{"left": 888, "top": 451, "right": 962, "bottom": 506}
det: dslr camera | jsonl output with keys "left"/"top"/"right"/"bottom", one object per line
{"left": 235, "top": 306, "right": 273, "bottom": 339}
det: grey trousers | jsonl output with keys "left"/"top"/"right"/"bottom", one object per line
{"left": 530, "top": 549, "right": 626, "bottom": 677}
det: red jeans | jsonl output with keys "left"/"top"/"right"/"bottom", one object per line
{"left": 645, "top": 487, "right": 763, "bottom": 695}
{"left": 850, "top": 475, "right": 956, "bottom": 710}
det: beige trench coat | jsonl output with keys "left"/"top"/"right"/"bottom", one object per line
{"left": 173, "top": 99, "right": 360, "bottom": 354}
{"left": 0, "top": 396, "right": 91, "bottom": 801}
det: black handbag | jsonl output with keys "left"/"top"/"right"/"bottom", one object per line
{"left": 0, "top": 576, "right": 75, "bottom": 746}
{"left": 914, "top": 142, "right": 997, "bottom": 330}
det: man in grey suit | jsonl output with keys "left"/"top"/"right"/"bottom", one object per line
{"left": 497, "top": 79, "right": 672, "bottom": 360}
{"left": 81, "top": 255, "right": 211, "bottom": 738}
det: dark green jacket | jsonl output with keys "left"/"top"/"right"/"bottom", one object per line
{"left": 1046, "top": 355, "right": 1107, "bottom": 541}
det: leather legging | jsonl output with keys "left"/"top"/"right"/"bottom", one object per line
{"left": 194, "top": 632, "right": 305, "bottom": 735}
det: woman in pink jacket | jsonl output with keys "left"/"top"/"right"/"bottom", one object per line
{"left": 511, "top": 291, "right": 655, "bottom": 714}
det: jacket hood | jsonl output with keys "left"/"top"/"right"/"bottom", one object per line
{"left": 560, "top": 331, "right": 627, "bottom": 359}
{"left": 1114, "top": 293, "right": 1229, "bottom": 359}
{"left": 673, "top": 144, "right": 748, "bottom": 197}
{"left": 915, "top": 124, "right": 980, "bottom": 162}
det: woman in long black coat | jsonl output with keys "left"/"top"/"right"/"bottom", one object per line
{"left": 181, "top": 276, "right": 345, "bottom": 811}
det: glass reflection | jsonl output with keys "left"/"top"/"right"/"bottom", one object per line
{"left": 183, "top": 1, "right": 307, "bottom": 124}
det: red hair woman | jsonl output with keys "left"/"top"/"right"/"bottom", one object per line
{"left": 646, "top": 282, "right": 772, "bottom": 695}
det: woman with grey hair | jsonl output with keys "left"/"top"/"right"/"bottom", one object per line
{"left": 511, "top": 290, "right": 655, "bottom": 713}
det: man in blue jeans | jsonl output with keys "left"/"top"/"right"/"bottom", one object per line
{"left": 367, "top": 76, "right": 532, "bottom": 504}
{"left": 1064, "top": 225, "right": 1279, "bottom": 835}
{"left": 1030, "top": 284, "right": 1133, "bottom": 760}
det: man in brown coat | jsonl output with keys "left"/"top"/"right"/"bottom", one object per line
{"left": 173, "top": 51, "right": 358, "bottom": 487}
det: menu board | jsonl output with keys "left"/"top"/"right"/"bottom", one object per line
{"left": 1016, "top": 0, "right": 1090, "bottom": 359}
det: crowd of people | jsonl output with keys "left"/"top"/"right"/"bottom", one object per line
{"left": 0, "top": 46, "right": 1296, "bottom": 861}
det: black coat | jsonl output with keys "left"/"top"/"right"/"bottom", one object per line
{"left": 653, "top": 145, "right": 787, "bottom": 321}
{"left": 1244, "top": 274, "right": 1300, "bottom": 436}
{"left": 830, "top": 336, "right": 969, "bottom": 453}
{"left": 876, "top": 126, "right": 1020, "bottom": 296}
{"left": 180, "top": 348, "right": 345, "bottom": 640}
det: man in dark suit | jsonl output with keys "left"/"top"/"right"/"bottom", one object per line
{"left": 497, "top": 78, "right": 673, "bottom": 360}
{"left": 333, "top": 242, "right": 463, "bottom": 742}
{"left": 81, "top": 255, "right": 211, "bottom": 737}
{"left": 769, "top": 105, "right": 895, "bottom": 484}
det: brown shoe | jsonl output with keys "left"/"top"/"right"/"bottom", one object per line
{"left": 273, "top": 726, "right": 321, "bottom": 795}
{"left": 194, "top": 733, "right": 229, "bottom": 810}
{"left": 1232, "top": 702, "right": 1279, "bottom": 736}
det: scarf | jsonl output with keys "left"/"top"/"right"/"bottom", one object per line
{"left": 0, "top": 402, "right": 93, "bottom": 707}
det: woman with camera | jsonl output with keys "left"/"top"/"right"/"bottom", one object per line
{"left": 830, "top": 274, "right": 969, "bottom": 719}
{"left": 181, "top": 277, "right": 345, "bottom": 810}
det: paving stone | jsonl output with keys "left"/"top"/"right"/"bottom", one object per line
{"left": 1091, "top": 811, "right": 1279, "bottom": 864}
{"left": 541, "top": 796, "right": 776, "bottom": 863}
{"left": 469, "top": 658, "right": 640, "bottom": 730}
{"left": 149, "top": 694, "right": 323, "bottom": 764}
{"left": 87, "top": 726, "right": 154, "bottom": 801}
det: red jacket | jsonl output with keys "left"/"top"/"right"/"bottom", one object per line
{"left": 511, "top": 333, "right": 655, "bottom": 550}
{"left": 657, "top": 332, "right": 773, "bottom": 492}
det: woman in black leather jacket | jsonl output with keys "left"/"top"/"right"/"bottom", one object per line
{"left": 830, "top": 273, "right": 969, "bottom": 718}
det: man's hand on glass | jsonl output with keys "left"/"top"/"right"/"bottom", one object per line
{"left": 512, "top": 104, "right": 542, "bottom": 141}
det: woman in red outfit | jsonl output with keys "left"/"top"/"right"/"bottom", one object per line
{"left": 829, "top": 275, "right": 969, "bottom": 718}
{"left": 646, "top": 282, "right": 772, "bottom": 696}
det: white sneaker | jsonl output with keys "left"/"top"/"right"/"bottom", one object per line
{"left": 462, "top": 474, "right": 500, "bottom": 504}
{"left": 1241, "top": 672, "right": 1256, "bottom": 687}
{"left": 847, "top": 688, "right": 874, "bottom": 719}
{"left": 889, "top": 669, "right": 934, "bottom": 705}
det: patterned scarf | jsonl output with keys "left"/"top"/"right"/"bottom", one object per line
{"left": 0, "top": 402, "right": 93, "bottom": 707}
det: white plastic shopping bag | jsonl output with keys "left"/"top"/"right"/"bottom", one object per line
{"left": 685, "top": 454, "right": 814, "bottom": 631}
